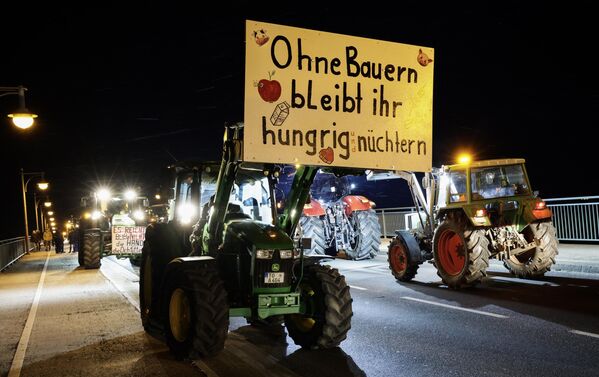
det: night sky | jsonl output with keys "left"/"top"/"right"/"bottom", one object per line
{"left": 1, "top": 3, "right": 597, "bottom": 239}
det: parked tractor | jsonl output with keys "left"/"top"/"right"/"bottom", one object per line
{"left": 380, "top": 158, "right": 558, "bottom": 288}
{"left": 298, "top": 173, "right": 381, "bottom": 260}
{"left": 140, "top": 123, "right": 353, "bottom": 358}
{"left": 78, "top": 189, "right": 149, "bottom": 269}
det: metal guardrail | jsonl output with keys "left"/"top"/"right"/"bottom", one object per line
{"left": 0, "top": 237, "right": 27, "bottom": 272}
{"left": 545, "top": 196, "right": 599, "bottom": 242}
{"left": 376, "top": 196, "right": 599, "bottom": 242}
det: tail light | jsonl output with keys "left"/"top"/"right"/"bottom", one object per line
{"left": 475, "top": 209, "right": 487, "bottom": 217}
{"left": 535, "top": 201, "right": 547, "bottom": 210}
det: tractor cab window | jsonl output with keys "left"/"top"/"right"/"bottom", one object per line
{"left": 448, "top": 170, "right": 467, "bottom": 203}
{"left": 471, "top": 164, "right": 530, "bottom": 200}
{"left": 232, "top": 175, "right": 273, "bottom": 224}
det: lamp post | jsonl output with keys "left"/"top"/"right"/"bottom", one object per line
{"left": 0, "top": 86, "right": 38, "bottom": 129}
{"left": 20, "top": 169, "right": 49, "bottom": 252}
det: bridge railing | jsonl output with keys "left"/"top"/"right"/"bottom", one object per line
{"left": 376, "top": 196, "right": 599, "bottom": 243}
{"left": 0, "top": 237, "right": 27, "bottom": 272}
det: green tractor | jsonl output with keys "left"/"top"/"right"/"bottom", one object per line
{"left": 140, "top": 123, "right": 353, "bottom": 358}
{"left": 384, "top": 158, "right": 558, "bottom": 288}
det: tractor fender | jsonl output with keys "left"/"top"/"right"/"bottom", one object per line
{"left": 393, "top": 230, "right": 424, "bottom": 264}
{"left": 161, "top": 256, "right": 217, "bottom": 293}
{"left": 342, "top": 195, "right": 372, "bottom": 216}
{"left": 303, "top": 199, "right": 325, "bottom": 217}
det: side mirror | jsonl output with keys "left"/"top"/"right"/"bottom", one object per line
{"left": 80, "top": 198, "right": 88, "bottom": 207}
{"left": 143, "top": 198, "right": 149, "bottom": 207}
{"left": 168, "top": 188, "right": 175, "bottom": 200}
{"left": 533, "top": 190, "right": 539, "bottom": 197}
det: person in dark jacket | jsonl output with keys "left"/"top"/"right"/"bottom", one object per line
{"left": 54, "top": 232, "right": 64, "bottom": 253}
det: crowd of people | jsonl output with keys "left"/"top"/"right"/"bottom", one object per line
{"left": 30, "top": 228, "right": 80, "bottom": 253}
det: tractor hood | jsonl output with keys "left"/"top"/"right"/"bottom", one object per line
{"left": 224, "top": 220, "right": 294, "bottom": 250}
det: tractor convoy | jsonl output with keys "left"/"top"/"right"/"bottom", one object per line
{"left": 71, "top": 21, "right": 558, "bottom": 361}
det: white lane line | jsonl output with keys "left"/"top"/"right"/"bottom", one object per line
{"left": 401, "top": 296, "right": 509, "bottom": 318}
{"left": 349, "top": 285, "right": 368, "bottom": 291}
{"left": 8, "top": 251, "right": 51, "bottom": 377}
{"left": 491, "top": 276, "right": 559, "bottom": 287}
{"left": 570, "top": 329, "right": 599, "bottom": 339}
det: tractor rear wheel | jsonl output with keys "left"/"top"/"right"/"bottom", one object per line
{"left": 504, "top": 221, "right": 558, "bottom": 278}
{"left": 83, "top": 231, "right": 101, "bottom": 269}
{"left": 388, "top": 237, "right": 419, "bottom": 282}
{"left": 163, "top": 265, "right": 229, "bottom": 358}
{"left": 432, "top": 216, "right": 490, "bottom": 289}
{"left": 346, "top": 209, "right": 381, "bottom": 260}
{"left": 298, "top": 216, "right": 327, "bottom": 256}
{"left": 285, "top": 265, "right": 352, "bottom": 349}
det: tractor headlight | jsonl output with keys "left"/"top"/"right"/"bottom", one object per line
{"left": 279, "top": 249, "right": 294, "bottom": 259}
{"left": 177, "top": 203, "right": 197, "bottom": 224}
{"left": 256, "top": 249, "right": 275, "bottom": 259}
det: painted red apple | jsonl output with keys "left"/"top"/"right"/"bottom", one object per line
{"left": 257, "top": 71, "right": 281, "bottom": 102}
{"left": 258, "top": 79, "right": 281, "bottom": 102}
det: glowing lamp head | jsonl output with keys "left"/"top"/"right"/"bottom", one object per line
{"left": 8, "top": 113, "right": 38, "bottom": 129}
{"left": 96, "top": 188, "right": 111, "bottom": 201}
{"left": 37, "top": 181, "right": 49, "bottom": 190}
{"left": 44, "top": 202, "right": 52, "bottom": 207}
{"left": 457, "top": 153, "right": 472, "bottom": 165}
{"left": 124, "top": 189, "right": 137, "bottom": 201}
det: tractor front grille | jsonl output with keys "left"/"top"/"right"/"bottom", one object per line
{"left": 254, "top": 257, "right": 293, "bottom": 288}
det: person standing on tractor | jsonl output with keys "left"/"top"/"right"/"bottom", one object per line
{"left": 43, "top": 229, "right": 53, "bottom": 251}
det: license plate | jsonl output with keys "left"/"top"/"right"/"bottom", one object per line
{"left": 264, "top": 272, "right": 285, "bottom": 284}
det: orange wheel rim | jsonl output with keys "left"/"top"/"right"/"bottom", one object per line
{"left": 390, "top": 244, "right": 408, "bottom": 275}
{"left": 438, "top": 229, "right": 465, "bottom": 275}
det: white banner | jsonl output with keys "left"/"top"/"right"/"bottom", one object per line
{"left": 111, "top": 226, "right": 145, "bottom": 254}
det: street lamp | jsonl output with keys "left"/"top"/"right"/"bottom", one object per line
{"left": 1, "top": 86, "right": 38, "bottom": 129}
{"left": 20, "top": 169, "right": 49, "bottom": 253}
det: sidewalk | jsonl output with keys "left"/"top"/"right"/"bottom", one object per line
{"left": 378, "top": 238, "right": 599, "bottom": 275}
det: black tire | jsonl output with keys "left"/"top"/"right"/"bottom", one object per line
{"left": 163, "top": 264, "right": 229, "bottom": 359}
{"left": 285, "top": 265, "right": 352, "bottom": 349}
{"left": 78, "top": 246, "right": 84, "bottom": 267}
{"left": 345, "top": 209, "right": 381, "bottom": 260}
{"left": 140, "top": 223, "right": 186, "bottom": 331}
{"left": 503, "top": 221, "right": 559, "bottom": 278}
{"left": 83, "top": 231, "right": 101, "bottom": 269}
{"left": 388, "top": 237, "right": 419, "bottom": 282}
{"left": 139, "top": 242, "right": 152, "bottom": 331}
{"left": 298, "top": 216, "right": 327, "bottom": 256}
{"left": 432, "top": 216, "right": 490, "bottom": 289}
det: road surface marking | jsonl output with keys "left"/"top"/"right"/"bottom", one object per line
{"left": 8, "top": 251, "right": 51, "bottom": 377}
{"left": 491, "top": 276, "right": 559, "bottom": 287}
{"left": 570, "top": 329, "right": 599, "bottom": 339}
{"left": 349, "top": 285, "right": 368, "bottom": 291}
{"left": 401, "top": 296, "right": 508, "bottom": 318}
{"left": 101, "top": 257, "right": 140, "bottom": 312}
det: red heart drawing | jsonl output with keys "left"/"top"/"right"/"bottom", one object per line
{"left": 319, "top": 147, "right": 334, "bottom": 164}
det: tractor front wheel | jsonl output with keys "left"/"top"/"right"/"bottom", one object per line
{"left": 503, "top": 221, "right": 558, "bottom": 278}
{"left": 82, "top": 230, "right": 101, "bottom": 269}
{"left": 285, "top": 265, "right": 352, "bottom": 349}
{"left": 163, "top": 265, "right": 229, "bottom": 358}
{"left": 432, "top": 217, "right": 490, "bottom": 289}
{"left": 388, "top": 237, "right": 419, "bottom": 282}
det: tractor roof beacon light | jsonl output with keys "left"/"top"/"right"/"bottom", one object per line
{"left": 457, "top": 153, "right": 472, "bottom": 165}
{"left": 1, "top": 86, "right": 38, "bottom": 129}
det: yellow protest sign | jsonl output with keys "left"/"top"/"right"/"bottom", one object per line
{"left": 244, "top": 20, "right": 433, "bottom": 171}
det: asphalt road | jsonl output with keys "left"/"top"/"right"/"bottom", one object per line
{"left": 1, "top": 250, "right": 598, "bottom": 377}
